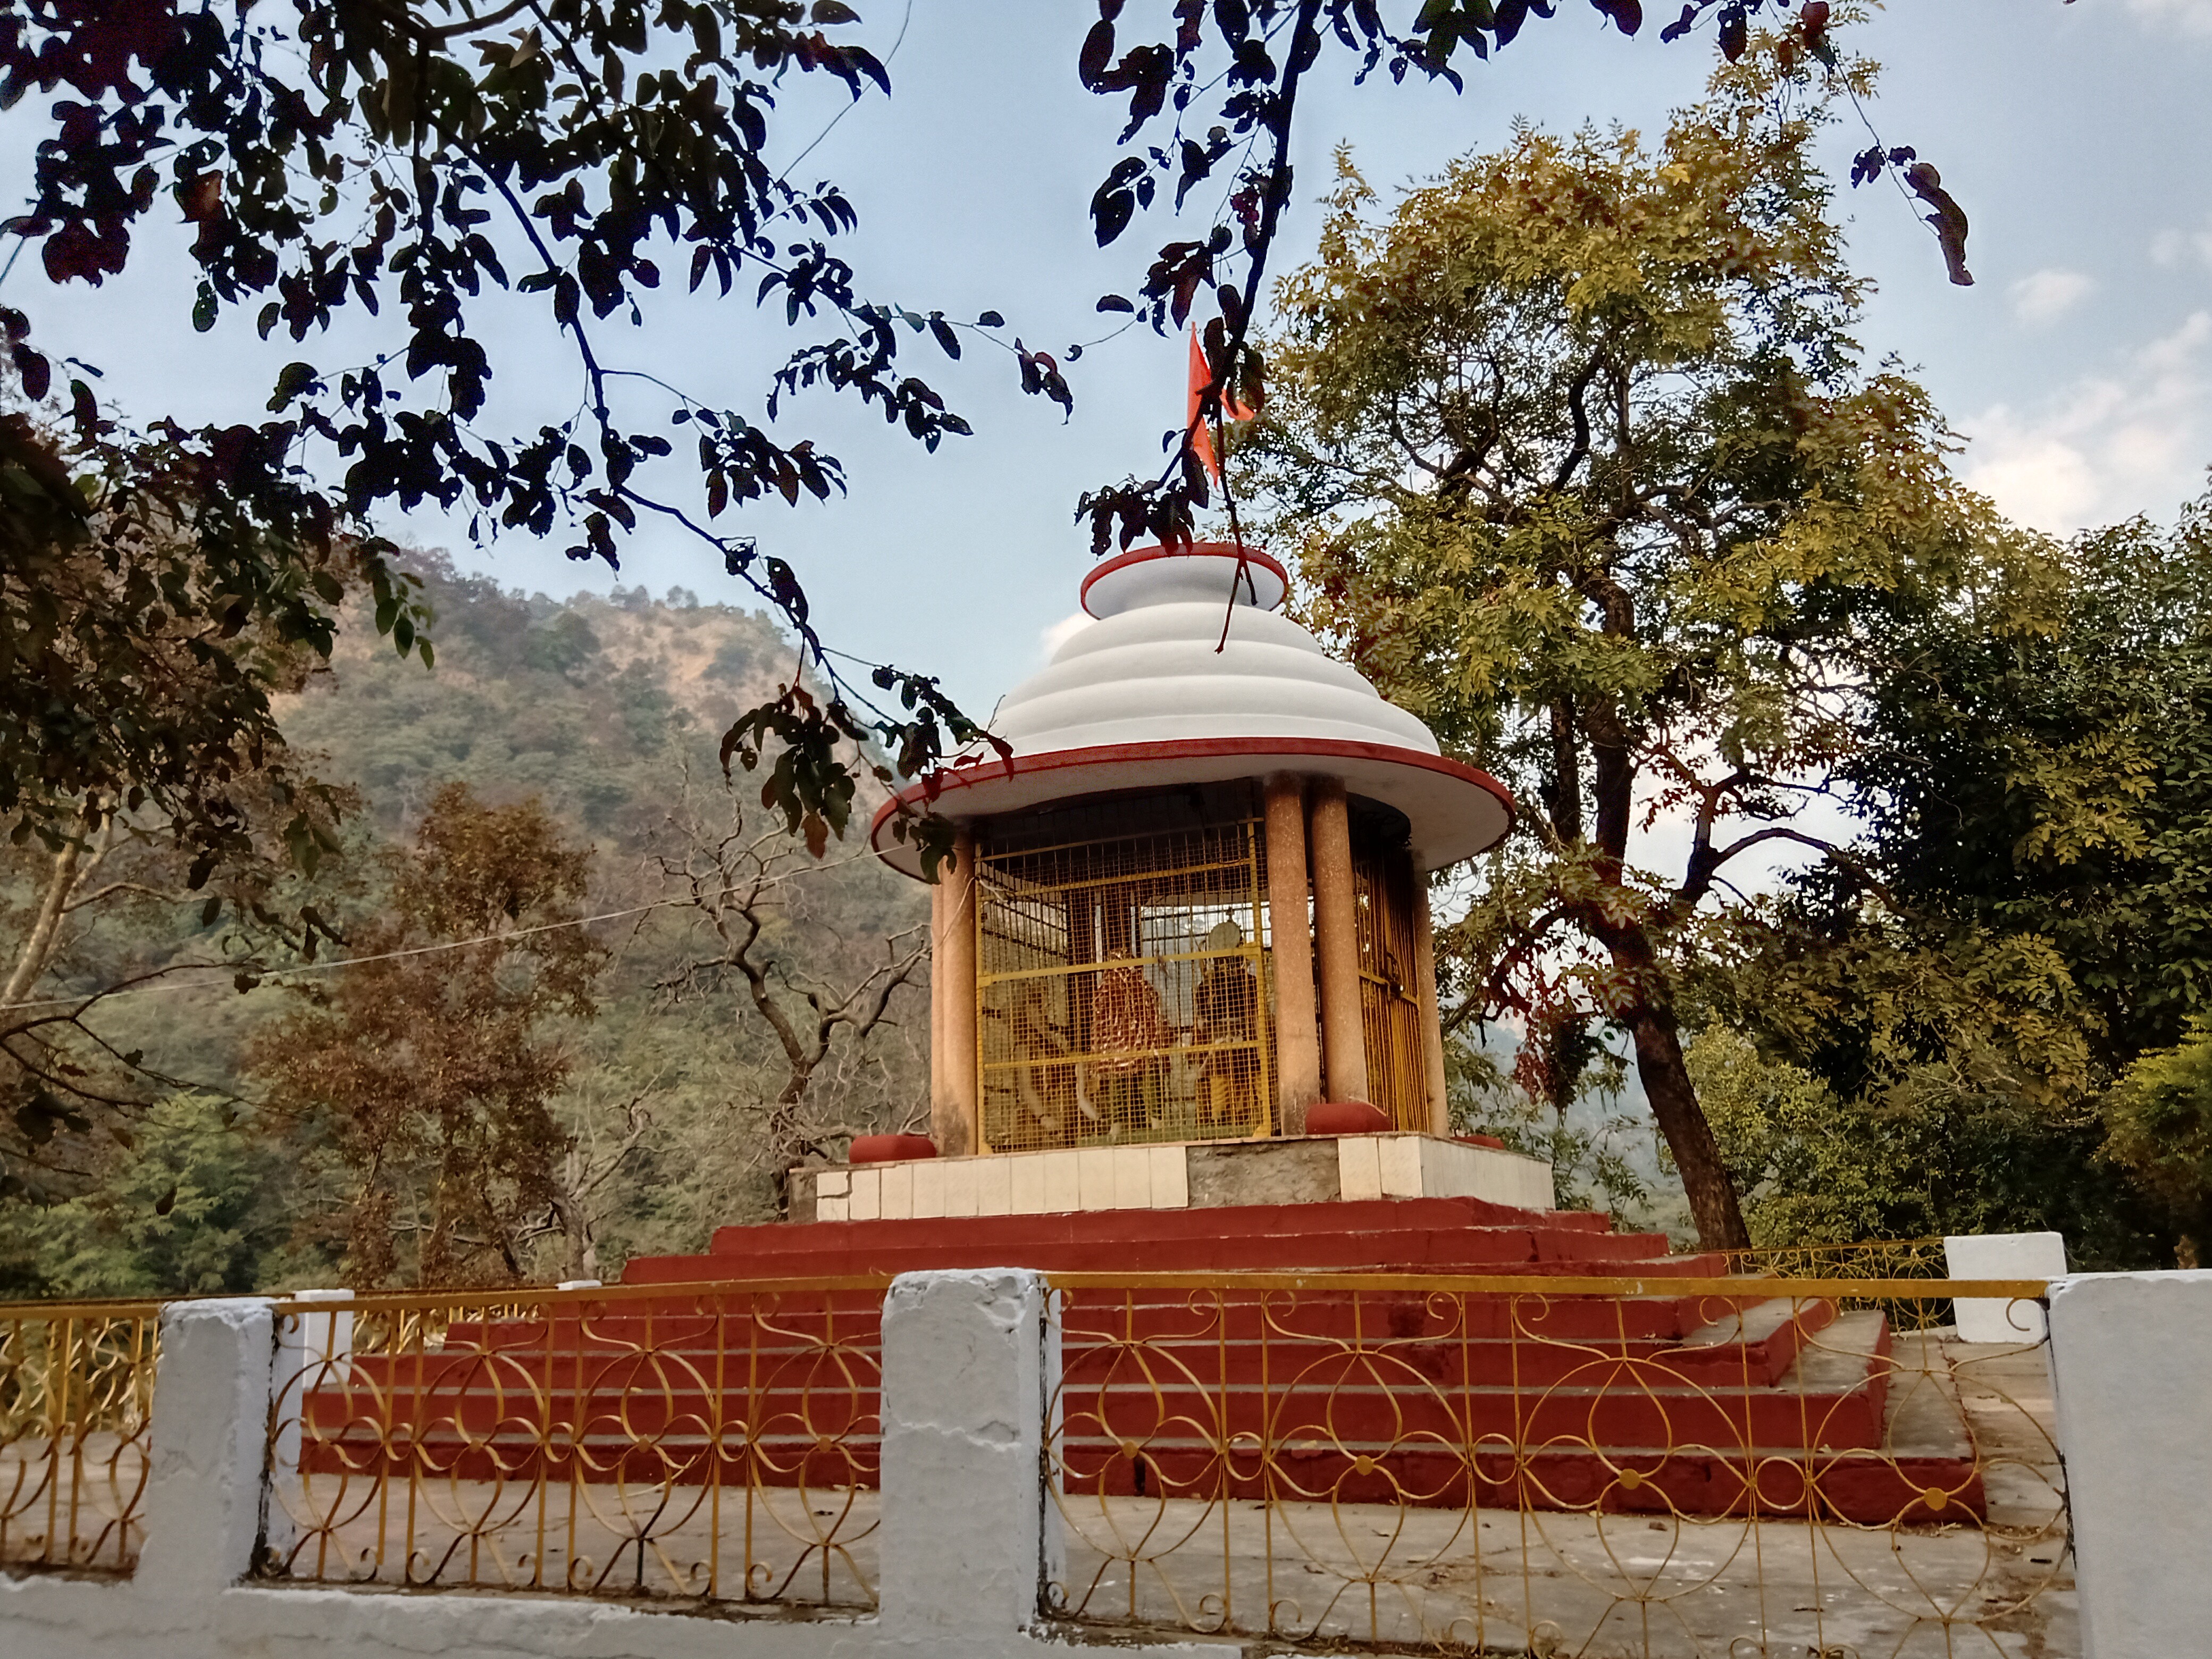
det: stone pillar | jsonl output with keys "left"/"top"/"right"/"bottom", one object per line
{"left": 936, "top": 825, "right": 981, "bottom": 1157}
{"left": 2048, "top": 1270, "right": 2212, "bottom": 1659}
{"left": 929, "top": 874, "right": 950, "bottom": 1141}
{"left": 1308, "top": 777, "right": 1369, "bottom": 1105}
{"left": 1263, "top": 774, "right": 1321, "bottom": 1136}
{"left": 879, "top": 1268, "right": 1061, "bottom": 1638}
{"left": 138, "top": 1298, "right": 275, "bottom": 1596}
{"left": 1411, "top": 877, "right": 1451, "bottom": 1137}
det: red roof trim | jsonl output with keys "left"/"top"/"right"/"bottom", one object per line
{"left": 1078, "top": 541, "right": 1291, "bottom": 619}
{"left": 868, "top": 735, "right": 1515, "bottom": 857}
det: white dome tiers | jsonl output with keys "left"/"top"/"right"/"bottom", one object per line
{"left": 868, "top": 542, "right": 1513, "bottom": 876}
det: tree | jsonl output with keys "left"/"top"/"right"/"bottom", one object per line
{"left": 250, "top": 783, "right": 604, "bottom": 1286}
{"left": 0, "top": 397, "right": 416, "bottom": 1194}
{"left": 1712, "top": 494, "right": 2212, "bottom": 1264}
{"left": 652, "top": 773, "right": 926, "bottom": 1214}
{"left": 1239, "top": 34, "right": 1999, "bottom": 1247}
{"left": 0, "top": 1090, "right": 299, "bottom": 1297}
{"left": 2105, "top": 1018, "right": 2212, "bottom": 1264}
{"left": 1783, "top": 497, "right": 2212, "bottom": 1074}
{"left": 0, "top": 410, "right": 432, "bottom": 867}
{"left": 0, "top": 2, "right": 1962, "bottom": 872}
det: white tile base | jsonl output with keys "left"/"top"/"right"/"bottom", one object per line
{"left": 801, "top": 1134, "right": 1553, "bottom": 1221}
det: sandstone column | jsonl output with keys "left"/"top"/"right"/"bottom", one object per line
{"left": 1309, "top": 778, "right": 1369, "bottom": 1105}
{"left": 929, "top": 875, "right": 949, "bottom": 1138}
{"left": 1412, "top": 876, "right": 1451, "bottom": 1136}
{"left": 1263, "top": 775, "right": 1322, "bottom": 1135}
{"left": 936, "top": 827, "right": 981, "bottom": 1156}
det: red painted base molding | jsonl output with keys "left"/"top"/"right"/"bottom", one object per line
{"left": 1304, "top": 1100, "right": 1392, "bottom": 1136}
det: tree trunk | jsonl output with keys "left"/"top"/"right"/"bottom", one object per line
{"left": 558, "top": 1197, "right": 594, "bottom": 1282}
{"left": 1628, "top": 1004, "right": 1750, "bottom": 1251}
{"left": 3, "top": 835, "right": 83, "bottom": 1007}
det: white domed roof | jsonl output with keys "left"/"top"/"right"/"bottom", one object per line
{"left": 997, "top": 547, "right": 1437, "bottom": 756}
{"left": 870, "top": 543, "right": 1512, "bottom": 876}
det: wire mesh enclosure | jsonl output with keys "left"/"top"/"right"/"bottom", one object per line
{"left": 1351, "top": 810, "right": 1428, "bottom": 1132}
{"left": 976, "top": 785, "right": 1277, "bottom": 1152}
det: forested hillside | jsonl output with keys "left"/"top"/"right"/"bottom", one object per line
{"left": 0, "top": 560, "right": 930, "bottom": 1296}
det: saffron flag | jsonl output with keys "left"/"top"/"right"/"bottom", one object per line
{"left": 1187, "top": 325, "right": 1254, "bottom": 483}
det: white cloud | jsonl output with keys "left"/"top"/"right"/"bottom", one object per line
{"left": 1961, "top": 311, "right": 2212, "bottom": 532}
{"left": 2009, "top": 268, "right": 2096, "bottom": 328}
{"left": 1040, "top": 610, "right": 1092, "bottom": 659}
{"left": 2127, "top": 0, "right": 2212, "bottom": 34}
{"left": 2150, "top": 222, "right": 2212, "bottom": 269}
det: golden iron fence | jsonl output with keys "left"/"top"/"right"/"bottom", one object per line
{"left": 976, "top": 789, "right": 1277, "bottom": 1152}
{"left": 0, "top": 1301, "right": 159, "bottom": 1574}
{"left": 262, "top": 1277, "right": 891, "bottom": 1608}
{"left": 1722, "top": 1240, "right": 1956, "bottom": 1331}
{"left": 1042, "top": 1271, "right": 2069, "bottom": 1657}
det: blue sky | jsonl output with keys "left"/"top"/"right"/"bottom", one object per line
{"left": 8, "top": 2, "right": 2212, "bottom": 722}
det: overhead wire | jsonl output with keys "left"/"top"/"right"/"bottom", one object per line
{"left": 9, "top": 891, "right": 698, "bottom": 1014}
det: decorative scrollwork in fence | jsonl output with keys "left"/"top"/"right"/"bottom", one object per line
{"left": 1722, "top": 1241, "right": 1960, "bottom": 1330}
{"left": 0, "top": 1303, "right": 158, "bottom": 1574}
{"left": 1043, "top": 1272, "right": 2072, "bottom": 1658}
{"left": 262, "top": 1279, "right": 889, "bottom": 1608}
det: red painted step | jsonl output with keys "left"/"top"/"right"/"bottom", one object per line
{"left": 628, "top": 1195, "right": 1685, "bottom": 1288}
{"left": 708, "top": 1194, "right": 1566, "bottom": 1254}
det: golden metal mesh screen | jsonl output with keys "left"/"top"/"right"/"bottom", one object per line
{"left": 975, "top": 788, "right": 1276, "bottom": 1152}
{"left": 1353, "top": 826, "right": 1428, "bottom": 1132}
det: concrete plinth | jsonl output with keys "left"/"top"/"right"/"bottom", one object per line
{"left": 793, "top": 1131, "right": 1554, "bottom": 1223}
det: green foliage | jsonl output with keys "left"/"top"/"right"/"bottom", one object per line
{"left": 1687, "top": 1024, "right": 2158, "bottom": 1266}
{"left": 0, "top": 1093, "right": 319, "bottom": 1298}
{"left": 522, "top": 613, "right": 602, "bottom": 678}
{"left": 0, "top": 0, "right": 1935, "bottom": 876}
{"left": 0, "top": 0, "right": 1017, "bottom": 859}
{"left": 1067, "top": 2, "right": 1874, "bottom": 555}
{"left": 1800, "top": 499, "right": 2212, "bottom": 1070}
{"left": 1693, "top": 496, "right": 2212, "bottom": 1264}
{"left": 2105, "top": 1017, "right": 2212, "bottom": 1253}
{"left": 0, "top": 412, "right": 430, "bottom": 879}
{"left": 1448, "top": 1034, "right": 1656, "bottom": 1222}
{"left": 0, "top": 569, "right": 931, "bottom": 1295}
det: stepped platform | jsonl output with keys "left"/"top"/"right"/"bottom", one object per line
{"left": 299, "top": 1181, "right": 1986, "bottom": 1524}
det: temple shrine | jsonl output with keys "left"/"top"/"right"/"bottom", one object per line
{"left": 810, "top": 535, "right": 1549, "bottom": 1220}
{"left": 633, "top": 536, "right": 1643, "bottom": 1261}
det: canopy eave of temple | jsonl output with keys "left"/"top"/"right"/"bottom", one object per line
{"left": 867, "top": 735, "right": 1513, "bottom": 879}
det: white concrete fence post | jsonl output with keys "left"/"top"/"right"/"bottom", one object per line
{"left": 2048, "top": 1269, "right": 2212, "bottom": 1659}
{"left": 1945, "top": 1231, "right": 2066, "bottom": 1342}
{"left": 135, "top": 1297, "right": 278, "bottom": 1598}
{"left": 878, "top": 1267, "right": 1062, "bottom": 1641}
